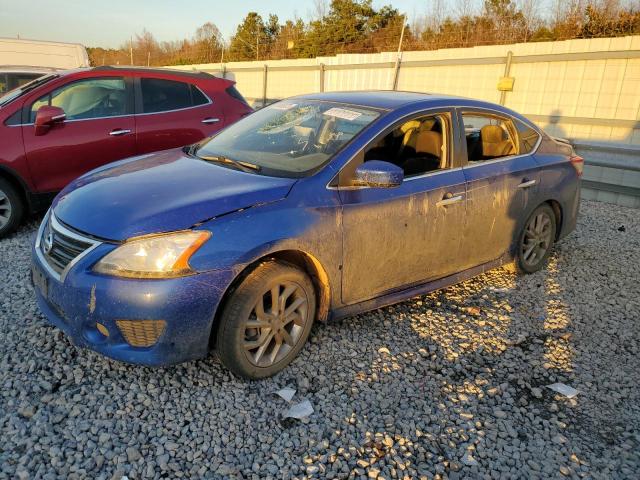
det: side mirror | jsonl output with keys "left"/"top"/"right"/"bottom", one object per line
{"left": 353, "top": 160, "right": 404, "bottom": 188}
{"left": 35, "top": 106, "right": 66, "bottom": 136}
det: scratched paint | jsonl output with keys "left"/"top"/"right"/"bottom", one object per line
{"left": 89, "top": 285, "right": 96, "bottom": 314}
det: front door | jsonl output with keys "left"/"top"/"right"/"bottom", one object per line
{"left": 23, "top": 76, "right": 136, "bottom": 192}
{"left": 339, "top": 111, "right": 467, "bottom": 304}
{"left": 458, "top": 110, "right": 541, "bottom": 269}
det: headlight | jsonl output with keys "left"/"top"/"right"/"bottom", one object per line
{"left": 94, "top": 230, "right": 211, "bottom": 278}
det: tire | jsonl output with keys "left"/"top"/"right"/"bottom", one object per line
{"left": 0, "top": 178, "right": 24, "bottom": 239}
{"left": 216, "top": 260, "right": 316, "bottom": 379}
{"left": 514, "top": 203, "right": 557, "bottom": 274}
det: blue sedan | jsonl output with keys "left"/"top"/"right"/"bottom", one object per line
{"left": 31, "top": 92, "right": 582, "bottom": 378}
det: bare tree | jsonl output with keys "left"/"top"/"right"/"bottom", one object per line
{"left": 311, "top": 0, "right": 328, "bottom": 20}
{"left": 517, "top": 0, "right": 544, "bottom": 41}
{"left": 454, "top": 0, "right": 478, "bottom": 19}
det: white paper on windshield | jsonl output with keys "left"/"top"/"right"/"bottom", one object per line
{"left": 272, "top": 102, "right": 297, "bottom": 110}
{"left": 323, "top": 107, "right": 362, "bottom": 121}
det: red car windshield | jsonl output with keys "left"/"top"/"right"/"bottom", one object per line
{"left": 0, "top": 73, "right": 58, "bottom": 108}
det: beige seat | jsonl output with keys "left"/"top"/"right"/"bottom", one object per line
{"left": 402, "top": 130, "right": 443, "bottom": 176}
{"left": 395, "top": 119, "right": 440, "bottom": 161}
{"left": 480, "top": 125, "right": 515, "bottom": 158}
{"left": 416, "top": 130, "right": 442, "bottom": 157}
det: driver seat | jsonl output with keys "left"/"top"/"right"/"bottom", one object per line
{"left": 401, "top": 130, "right": 442, "bottom": 176}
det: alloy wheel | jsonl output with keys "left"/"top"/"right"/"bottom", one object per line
{"left": 521, "top": 211, "right": 553, "bottom": 267}
{"left": 242, "top": 281, "right": 310, "bottom": 367}
{"left": 0, "top": 189, "right": 12, "bottom": 230}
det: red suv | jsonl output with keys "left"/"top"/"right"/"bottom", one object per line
{"left": 0, "top": 67, "right": 252, "bottom": 237}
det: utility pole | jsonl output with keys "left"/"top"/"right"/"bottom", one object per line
{"left": 392, "top": 17, "right": 406, "bottom": 90}
{"left": 147, "top": 51, "right": 150, "bottom": 66}
{"left": 130, "top": 36, "right": 133, "bottom": 65}
{"left": 396, "top": 19, "right": 406, "bottom": 57}
{"left": 256, "top": 35, "right": 259, "bottom": 61}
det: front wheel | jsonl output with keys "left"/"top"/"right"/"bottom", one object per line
{"left": 514, "top": 203, "right": 557, "bottom": 274}
{"left": 216, "top": 260, "right": 316, "bottom": 379}
{"left": 0, "top": 178, "right": 24, "bottom": 239}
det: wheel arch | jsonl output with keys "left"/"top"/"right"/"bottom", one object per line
{"left": 0, "top": 165, "right": 30, "bottom": 211}
{"left": 544, "top": 199, "right": 563, "bottom": 241}
{"left": 208, "top": 248, "right": 332, "bottom": 348}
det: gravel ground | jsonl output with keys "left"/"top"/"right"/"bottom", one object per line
{"left": 0, "top": 199, "right": 638, "bottom": 480}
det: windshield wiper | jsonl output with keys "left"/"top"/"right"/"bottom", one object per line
{"left": 198, "top": 154, "right": 261, "bottom": 173}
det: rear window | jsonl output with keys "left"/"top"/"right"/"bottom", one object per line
{"left": 140, "top": 78, "right": 209, "bottom": 113}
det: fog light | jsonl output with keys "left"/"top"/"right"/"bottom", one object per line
{"left": 116, "top": 319, "right": 166, "bottom": 347}
{"left": 96, "top": 323, "right": 110, "bottom": 337}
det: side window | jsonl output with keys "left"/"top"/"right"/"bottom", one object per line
{"left": 462, "top": 113, "right": 517, "bottom": 162}
{"left": 141, "top": 78, "right": 205, "bottom": 113}
{"left": 191, "top": 84, "right": 209, "bottom": 106}
{"left": 515, "top": 119, "right": 541, "bottom": 154}
{"left": 30, "top": 77, "right": 128, "bottom": 122}
{"left": 363, "top": 114, "right": 448, "bottom": 177}
{"left": 30, "top": 96, "right": 50, "bottom": 120}
{"left": 4, "top": 109, "right": 23, "bottom": 126}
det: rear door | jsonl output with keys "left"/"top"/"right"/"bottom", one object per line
{"left": 457, "top": 109, "right": 541, "bottom": 269}
{"left": 23, "top": 75, "right": 136, "bottom": 192}
{"left": 134, "top": 76, "right": 225, "bottom": 154}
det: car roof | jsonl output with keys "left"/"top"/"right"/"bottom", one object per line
{"left": 290, "top": 90, "right": 503, "bottom": 111}
{"left": 92, "top": 66, "right": 218, "bottom": 79}
{"left": 55, "top": 66, "right": 221, "bottom": 81}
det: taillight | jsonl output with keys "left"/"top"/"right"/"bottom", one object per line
{"left": 570, "top": 155, "right": 584, "bottom": 177}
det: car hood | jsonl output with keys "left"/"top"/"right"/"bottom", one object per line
{"left": 53, "top": 149, "right": 296, "bottom": 241}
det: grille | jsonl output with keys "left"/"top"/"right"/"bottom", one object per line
{"left": 41, "top": 215, "right": 95, "bottom": 275}
{"left": 116, "top": 320, "right": 167, "bottom": 347}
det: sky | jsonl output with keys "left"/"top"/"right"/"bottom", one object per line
{"left": 0, "top": 0, "right": 442, "bottom": 49}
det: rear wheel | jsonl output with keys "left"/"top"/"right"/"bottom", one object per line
{"left": 514, "top": 203, "right": 556, "bottom": 274}
{"left": 216, "top": 260, "right": 316, "bottom": 379}
{"left": 0, "top": 178, "right": 24, "bottom": 239}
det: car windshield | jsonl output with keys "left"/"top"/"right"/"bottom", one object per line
{"left": 0, "top": 73, "right": 58, "bottom": 108}
{"left": 194, "top": 100, "right": 381, "bottom": 177}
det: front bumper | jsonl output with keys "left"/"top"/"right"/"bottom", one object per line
{"left": 31, "top": 239, "right": 236, "bottom": 367}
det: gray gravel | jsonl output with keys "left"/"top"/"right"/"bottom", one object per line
{"left": 1, "top": 199, "right": 639, "bottom": 479}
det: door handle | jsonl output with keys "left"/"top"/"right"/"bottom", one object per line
{"left": 202, "top": 118, "right": 220, "bottom": 124}
{"left": 436, "top": 193, "right": 464, "bottom": 207}
{"left": 517, "top": 179, "right": 537, "bottom": 189}
{"left": 109, "top": 129, "right": 131, "bottom": 136}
